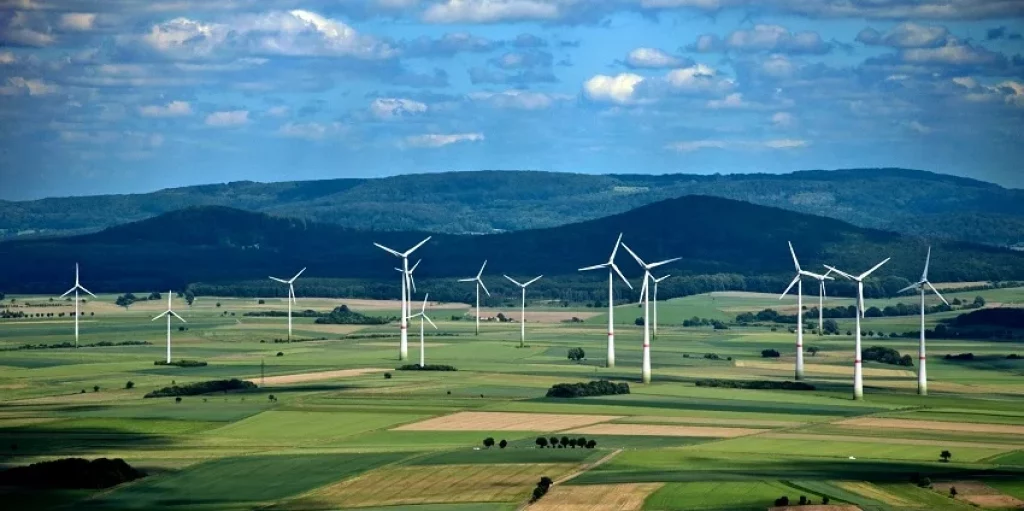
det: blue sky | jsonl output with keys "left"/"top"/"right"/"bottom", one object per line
{"left": 1, "top": 0, "right": 1022, "bottom": 200}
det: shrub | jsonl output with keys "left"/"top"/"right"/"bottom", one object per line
{"left": 530, "top": 476, "right": 553, "bottom": 503}
{"left": 499, "top": 439, "right": 508, "bottom": 449}
{"left": 175, "top": 397, "right": 182, "bottom": 403}
{"left": 774, "top": 496, "right": 789, "bottom": 506}
{"left": 1009, "top": 354, "right": 1021, "bottom": 359}
{"left": 918, "top": 477, "right": 932, "bottom": 488}
{"left": 384, "top": 372, "right": 392, "bottom": 379}
{"left": 549, "top": 437, "right": 558, "bottom": 448}
{"left": 703, "top": 353, "right": 721, "bottom": 360}
{"left": 144, "top": 379, "right": 256, "bottom": 398}
{"left": 567, "top": 347, "right": 586, "bottom": 362}
{"left": 940, "top": 450, "right": 952, "bottom": 462}
{"left": 950, "top": 486, "right": 958, "bottom": 497}
{"left": 125, "top": 381, "right": 134, "bottom": 390}
{"left": 0, "top": 458, "right": 146, "bottom": 489}
{"left": 483, "top": 437, "right": 495, "bottom": 449}
{"left": 695, "top": 379, "right": 815, "bottom": 391}
{"left": 276, "top": 352, "right": 284, "bottom": 357}
{"left": 397, "top": 364, "right": 457, "bottom": 371}
{"left": 258, "top": 299, "right": 265, "bottom": 305}
{"left": 546, "top": 380, "right": 630, "bottom": 398}
{"left": 944, "top": 353, "right": 975, "bottom": 361}
{"left": 153, "top": 359, "right": 207, "bottom": 367}
{"left": 823, "top": 496, "right": 831, "bottom": 505}
{"left": 761, "top": 349, "right": 781, "bottom": 358}
{"left": 799, "top": 495, "right": 808, "bottom": 505}
{"left": 93, "top": 385, "right": 99, "bottom": 392}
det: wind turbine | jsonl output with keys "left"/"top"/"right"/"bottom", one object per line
{"left": 621, "top": 244, "right": 680, "bottom": 384}
{"left": 269, "top": 267, "right": 305, "bottom": 341}
{"left": 396, "top": 258, "right": 421, "bottom": 319}
{"left": 503, "top": 275, "right": 542, "bottom": 348}
{"left": 458, "top": 261, "right": 490, "bottom": 336}
{"left": 810, "top": 268, "right": 835, "bottom": 336}
{"left": 780, "top": 242, "right": 833, "bottom": 381}
{"left": 374, "top": 237, "right": 431, "bottom": 361}
{"left": 579, "top": 234, "right": 632, "bottom": 368}
{"left": 652, "top": 274, "right": 670, "bottom": 338}
{"left": 898, "top": 247, "right": 948, "bottom": 396}
{"left": 409, "top": 293, "right": 438, "bottom": 367}
{"left": 60, "top": 263, "right": 96, "bottom": 348}
{"left": 825, "top": 258, "right": 891, "bottom": 400}
{"left": 152, "top": 291, "right": 186, "bottom": 364}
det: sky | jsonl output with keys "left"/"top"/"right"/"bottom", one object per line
{"left": 1, "top": 0, "right": 1023, "bottom": 200}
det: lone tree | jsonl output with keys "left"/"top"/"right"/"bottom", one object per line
{"left": 483, "top": 437, "right": 495, "bottom": 449}
{"left": 567, "top": 347, "right": 586, "bottom": 362}
{"left": 950, "top": 486, "right": 958, "bottom": 497}
{"left": 148, "top": 291, "right": 162, "bottom": 300}
{"left": 499, "top": 439, "right": 508, "bottom": 449}
{"left": 125, "top": 381, "right": 134, "bottom": 390}
{"left": 940, "top": 450, "right": 952, "bottom": 462}
{"left": 536, "top": 437, "right": 548, "bottom": 448}
{"left": 807, "top": 346, "right": 819, "bottom": 356}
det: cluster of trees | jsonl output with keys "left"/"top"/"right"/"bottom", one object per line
{"left": 695, "top": 379, "right": 816, "bottom": 391}
{"left": 114, "top": 292, "right": 168, "bottom": 309}
{"left": 397, "top": 364, "right": 457, "bottom": 371}
{"left": 1, "top": 310, "right": 96, "bottom": 319}
{"left": 863, "top": 346, "right": 913, "bottom": 366}
{"left": 944, "top": 353, "right": 975, "bottom": 361}
{"left": 736, "top": 298, "right": 984, "bottom": 327}
{"left": 143, "top": 379, "right": 256, "bottom": 398}
{"left": 535, "top": 436, "right": 597, "bottom": 449}
{"left": 0, "top": 340, "right": 149, "bottom": 352}
{"left": 761, "top": 349, "right": 781, "bottom": 358}
{"left": 154, "top": 360, "right": 207, "bottom": 367}
{"left": 314, "top": 305, "right": 392, "bottom": 325}
{"left": 775, "top": 495, "right": 828, "bottom": 507}
{"left": 546, "top": 380, "right": 630, "bottom": 398}
{"left": 530, "top": 476, "right": 554, "bottom": 503}
{"left": 567, "top": 347, "right": 586, "bottom": 362}
{"left": 481, "top": 437, "right": 508, "bottom": 449}
{"left": 682, "top": 317, "right": 729, "bottom": 329}
{"left": 244, "top": 310, "right": 322, "bottom": 318}
{"left": 0, "top": 458, "right": 145, "bottom": 489}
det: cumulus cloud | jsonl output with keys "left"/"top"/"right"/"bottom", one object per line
{"left": 370, "top": 97, "right": 428, "bottom": 119}
{"left": 856, "top": 23, "right": 950, "bottom": 48}
{"left": 639, "top": 0, "right": 1024, "bottom": 21}
{"left": 1, "top": 11, "right": 54, "bottom": 47}
{"left": 138, "top": 100, "right": 193, "bottom": 117}
{"left": 404, "top": 132, "right": 485, "bottom": 148}
{"left": 0, "top": 51, "right": 14, "bottom": 64}
{"left": 663, "top": 64, "right": 733, "bottom": 94}
{"left": 0, "top": 76, "right": 58, "bottom": 95}
{"left": 135, "top": 10, "right": 396, "bottom": 60}
{"left": 901, "top": 40, "right": 1004, "bottom": 66}
{"left": 687, "top": 25, "right": 832, "bottom": 55}
{"left": 771, "top": 111, "right": 795, "bottom": 127}
{"left": 401, "top": 32, "right": 500, "bottom": 57}
{"left": 422, "top": 0, "right": 561, "bottom": 23}
{"left": 277, "top": 121, "right": 345, "bottom": 140}
{"left": 265, "top": 105, "right": 290, "bottom": 117}
{"left": 513, "top": 33, "right": 547, "bottom": 48}
{"left": 205, "top": 110, "right": 249, "bottom": 127}
{"left": 489, "top": 49, "right": 553, "bottom": 70}
{"left": 469, "top": 67, "right": 556, "bottom": 84}
{"left": 467, "top": 90, "right": 569, "bottom": 109}
{"left": 706, "top": 92, "right": 745, "bottom": 109}
{"left": 624, "top": 47, "right": 686, "bottom": 69}
{"left": 666, "top": 138, "right": 809, "bottom": 152}
{"left": 59, "top": 13, "right": 97, "bottom": 31}
{"left": 583, "top": 73, "right": 645, "bottom": 104}
{"left": 584, "top": 64, "right": 732, "bottom": 104}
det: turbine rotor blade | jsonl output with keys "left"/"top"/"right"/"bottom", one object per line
{"left": 503, "top": 275, "right": 524, "bottom": 287}
{"left": 170, "top": 311, "right": 186, "bottom": 323}
{"left": 269, "top": 277, "right": 288, "bottom": 284}
{"left": 78, "top": 285, "right": 97, "bottom": 298}
{"left": 479, "top": 279, "right": 491, "bottom": 297}
{"left": 524, "top": 276, "right": 543, "bottom": 287}
{"left": 152, "top": 311, "right": 169, "bottom": 321}
{"left": 403, "top": 236, "right": 432, "bottom": 257}
{"left": 926, "top": 281, "right": 950, "bottom": 306}
{"left": 410, "top": 259, "right": 421, "bottom": 274}
{"left": 788, "top": 241, "right": 801, "bottom": 271}
{"left": 897, "top": 283, "right": 920, "bottom": 294}
{"left": 579, "top": 263, "right": 609, "bottom": 272}
{"left": 290, "top": 267, "right": 306, "bottom": 282}
{"left": 610, "top": 233, "right": 624, "bottom": 262}
{"left": 425, "top": 315, "right": 438, "bottom": 329}
{"left": 611, "top": 262, "right": 633, "bottom": 289}
{"left": 620, "top": 243, "right": 646, "bottom": 268}
{"left": 373, "top": 243, "right": 402, "bottom": 257}
{"left": 60, "top": 287, "right": 76, "bottom": 298}
{"left": 780, "top": 274, "right": 800, "bottom": 299}
{"left": 821, "top": 281, "right": 827, "bottom": 300}
{"left": 823, "top": 265, "right": 855, "bottom": 281}
{"left": 476, "top": 260, "right": 487, "bottom": 279}
{"left": 923, "top": 247, "right": 932, "bottom": 281}
{"left": 458, "top": 278, "right": 476, "bottom": 282}
{"left": 421, "top": 293, "right": 429, "bottom": 312}
{"left": 647, "top": 257, "right": 681, "bottom": 270}
{"left": 654, "top": 274, "right": 671, "bottom": 283}
{"left": 859, "top": 258, "right": 891, "bottom": 280}
{"left": 638, "top": 274, "right": 649, "bottom": 305}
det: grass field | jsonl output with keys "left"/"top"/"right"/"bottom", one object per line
{"left": 1, "top": 288, "right": 1024, "bottom": 510}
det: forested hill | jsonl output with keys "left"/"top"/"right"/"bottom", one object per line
{"left": 1, "top": 196, "right": 1021, "bottom": 300}
{"left": 2, "top": 168, "right": 1023, "bottom": 247}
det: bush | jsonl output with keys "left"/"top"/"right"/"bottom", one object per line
{"left": 483, "top": 437, "right": 495, "bottom": 449}
{"left": 175, "top": 397, "right": 182, "bottom": 403}
{"left": 774, "top": 496, "right": 790, "bottom": 506}
{"left": 499, "top": 439, "right": 508, "bottom": 449}
{"left": 567, "top": 347, "right": 586, "bottom": 362}
{"left": 0, "top": 458, "right": 146, "bottom": 489}
{"left": 258, "top": 299, "right": 265, "bottom": 304}
{"left": 823, "top": 496, "right": 831, "bottom": 504}
{"left": 586, "top": 440, "right": 596, "bottom": 449}
{"left": 530, "top": 476, "right": 553, "bottom": 503}
{"left": 384, "top": 372, "right": 392, "bottom": 379}
{"left": 397, "top": 364, "right": 457, "bottom": 371}
{"left": 703, "top": 353, "right": 721, "bottom": 360}
{"left": 125, "top": 381, "right": 134, "bottom": 390}
{"left": 761, "top": 349, "right": 781, "bottom": 358}
{"left": 144, "top": 379, "right": 256, "bottom": 398}
{"left": 546, "top": 380, "right": 630, "bottom": 398}
{"left": 695, "top": 379, "right": 815, "bottom": 391}
{"left": 153, "top": 359, "right": 207, "bottom": 367}
{"left": 944, "top": 353, "right": 975, "bottom": 361}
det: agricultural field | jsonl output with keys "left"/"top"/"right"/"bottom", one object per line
{"left": 1, "top": 287, "right": 1024, "bottom": 510}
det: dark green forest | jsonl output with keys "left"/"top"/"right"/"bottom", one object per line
{"left": 2, "top": 168, "right": 1023, "bottom": 246}
{"left": 1, "top": 195, "right": 1022, "bottom": 303}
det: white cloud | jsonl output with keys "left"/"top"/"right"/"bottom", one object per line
{"left": 706, "top": 92, "right": 745, "bottom": 109}
{"left": 59, "top": 13, "right": 97, "bottom": 31}
{"left": 666, "top": 138, "right": 809, "bottom": 152}
{"left": 771, "top": 111, "right": 795, "bottom": 127}
{"left": 0, "top": 76, "right": 58, "bottom": 96}
{"left": 423, "top": 0, "right": 560, "bottom": 23}
{"left": 906, "top": 120, "right": 932, "bottom": 134}
{"left": 856, "top": 23, "right": 949, "bottom": 48}
{"left": 265, "top": 105, "right": 289, "bottom": 117}
{"left": 278, "top": 121, "right": 345, "bottom": 140}
{"left": 625, "top": 47, "right": 683, "bottom": 69}
{"left": 205, "top": 110, "right": 249, "bottom": 127}
{"left": 759, "top": 54, "right": 797, "bottom": 79}
{"left": 690, "top": 24, "right": 832, "bottom": 54}
{"left": 371, "top": 98, "right": 428, "bottom": 119}
{"left": 468, "top": 90, "right": 568, "bottom": 109}
{"left": 665, "top": 64, "right": 732, "bottom": 94}
{"left": 138, "top": 100, "right": 193, "bottom": 117}
{"left": 404, "top": 132, "right": 484, "bottom": 148}
{"left": 0, "top": 52, "right": 14, "bottom": 64}
{"left": 901, "top": 40, "right": 1002, "bottom": 66}
{"left": 583, "top": 73, "right": 644, "bottom": 104}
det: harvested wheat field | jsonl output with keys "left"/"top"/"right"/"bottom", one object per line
{"left": 931, "top": 481, "right": 1024, "bottom": 508}
{"left": 839, "top": 417, "right": 1024, "bottom": 436}
{"left": 614, "top": 415, "right": 804, "bottom": 428}
{"left": 835, "top": 481, "right": 919, "bottom": 507}
{"left": 735, "top": 361, "right": 915, "bottom": 378}
{"left": 566, "top": 424, "right": 764, "bottom": 438}
{"left": 393, "top": 412, "right": 620, "bottom": 432}
{"left": 295, "top": 463, "right": 576, "bottom": 508}
{"left": 527, "top": 483, "right": 663, "bottom": 511}
{"left": 253, "top": 368, "right": 389, "bottom": 386}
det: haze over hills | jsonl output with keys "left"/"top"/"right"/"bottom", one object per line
{"left": 1, "top": 196, "right": 1020, "bottom": 302}
{"left": 2, "top": 168, "right": 1023, "bottom": 248}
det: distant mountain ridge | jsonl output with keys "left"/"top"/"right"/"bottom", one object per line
{"left": 2, "top": 168, "right": 1023, "bottom": 247}
{"left": 2, "top": 196, "right": 1021, "bottom": 300}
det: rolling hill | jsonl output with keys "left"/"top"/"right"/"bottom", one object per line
{"left": 1, "top": 196, "right": 1021, "bottom": 303}
{"left": 2, "top": 168, "right": 1023, "bottom": 247}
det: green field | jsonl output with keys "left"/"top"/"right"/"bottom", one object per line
{"left": 1, "top": 289, "right": 1024, "bottom": 510}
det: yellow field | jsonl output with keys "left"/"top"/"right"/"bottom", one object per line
{"left": 526, "top": 483, "right": 663, "bottom": 511}
{"left": 566, "top": 424, "right": 764, "bottom": 438}
{"left": 838, "top": 417, "right": 1024, "bottom": 436}
{"left": 393, "top": 412, "right": 621, "bottom": 432}
{"left": 835, "top": 481, "right": 919, "bottom": 507}
{"left": 252, "top": 368, "right": 390, "bottom": 386}
{"left": 735, "top": 360, "right": 915, "bottom": 378}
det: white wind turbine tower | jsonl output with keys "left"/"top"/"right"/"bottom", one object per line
{"left": 374, "top": 237, "right": 431, "bottom": 361}
{"left": 621, "top": 243, "right": 680, "bottom": 384}
{"left": 780, "top": 242, "right": 833, "bottom": 381}
{"left": 652, "top": 274, "right": 670, "bottom": 338}
{"left": 898, "top": 247, "right": 948, "bottom": 396}
{"left": 578, "top": 234, "right": 632, "bottom": 368}
{"left": 810, "top": 268, "right": 835, "bottom": 336}
{"left": 825, "top": 258, "right": 891, "bottom": 400}
{"left": 503, "top": 275, "right": 543, "bottom": 348}
{"left": 396, "top": 259, "right": 421, "bottom": 319}
{"left": 409, "top": 293, "right": 438, "bottom": 367}
{"left": 152, "top": 291, "right": 186, "bottom": 364}
{"left": 60, "top": 263, "right": 96, "bottom": 348}
{"left": 269, "top": 267, "right": 305, "bottom": 341}
{"left": 458, "top": 261, "right": 490, "bottom": 336}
